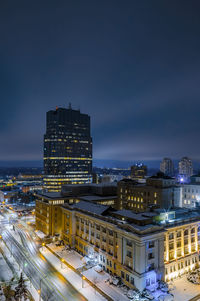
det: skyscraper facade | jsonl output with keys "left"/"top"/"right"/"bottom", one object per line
{"left": 43, "top": 106, "right": 92, "bottom": 191}
{"left": 178, "top": 157, "right": 193, "bottom": 179}
{"left": 160, "top": 158, "right": 174, "bottom": 176}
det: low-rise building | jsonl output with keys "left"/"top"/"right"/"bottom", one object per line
{"left": 160, "top": 208, "right": 200, "bottom": 282}
{"left": 131, "top": 163, "right": 147, "bottom": 179}
{"left": 35, "top": 192, "right": 67, "bottom": 236}
{"left": 61, "top": 202, "right": 165, "bottom": 291}
{"left": 181, "top": 183, "right": 200, "bottom": 208}
{"left": 36, "top": 194, "right": 200, "bottom": 291}
{"left": 60, "top": 204, "right": 200, "bottom": 290}
{"left": 117, "top": 174, "right": 181, "bottom": 211}
{"left": 35, "top": 183, "right": 117, "bottom": 235}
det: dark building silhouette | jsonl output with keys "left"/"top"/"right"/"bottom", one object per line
{"left": 131, "top": 163, "right": 147, "bottom": 179}
{"left": 43, "top": 106, "right": 92, "bottom": 191}
{"left": 160, "top": 158, "right": 174, "bottom": 176}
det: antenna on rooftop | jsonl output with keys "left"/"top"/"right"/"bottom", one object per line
{"left": 69, "top": 102, "right": 72, "bottom": 109}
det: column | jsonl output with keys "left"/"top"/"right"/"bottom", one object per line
{"left": 181, "top": 229, "right": 184, "bottom": 256}
{"left": 188, "top": 228, "right": 191, "bottom": 254}
{"left": 89, "top": 222, "right": 91, "bottom": 242}
{"left": 174, "top": 231, "right": 177, "bottom": 259}
{"left": 195, "top": 226, "right": 198, "bottom": 251}
{"left": 165, "top": 233, "right": 169, "bottom": 261}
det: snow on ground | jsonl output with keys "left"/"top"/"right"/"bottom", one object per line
{"left": 35, "top": 230, "right": 46, "bottom": 239}
{"left": 171, "top": 275, "right": 200, "bottom": 301}
{"left": 0, "top": 237, "right": 42, "bottom": 301}
{"left": 47, "top": 243, "right": 85, "bottom": 269}
{"left": 41, "top": 246, "right": 107, "bottom": 301}
{"left": 0, "top": 251, "right": 13, "bottom": 281}
{"left": 26, "top": 281, "right": 41, "bottom": 301}
{"left": 46, "top": 243, "right": 131, "bottom": 301}
{"left": 83, "top": 267, "right": 130, "bottom": 301}
{"left": 4, "top": 224, "right": 22, "bottom": 244}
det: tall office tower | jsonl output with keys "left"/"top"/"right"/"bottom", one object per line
{"left": 130, "top": 163, "right": 147, "bottom": 179}
{"left": 160, "top": 158, "right": 174, "bottom": 176}
{"left": 178, "top": 157, "right": 193, "bottom": 178}
{"left": 43, "top": 106, "right": 92, "bottom": 192}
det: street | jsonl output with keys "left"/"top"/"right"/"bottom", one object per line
{"left": 0, "top": 208, "right": 86, "bottom": 301}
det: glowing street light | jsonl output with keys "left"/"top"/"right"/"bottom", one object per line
{"left": 39, "top": 275, "right": 47, "bottom": 301}
{"left": 61, "top": 258, "right": 65, "bottom": 269}
{"left": 42, "top": 242, "right": 45, "bottom": 251}
{"left": 82, "top": 276, "right": 86, "bottom": 288}
{"left": 38, "top": 289, "right": 41, "bottom": 301}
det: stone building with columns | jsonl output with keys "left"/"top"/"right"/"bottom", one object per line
{"left": 60, "top": 203, "right": 200, "bottom": 291}
{"left": 61, "top": 201, "right": 165, "bottom": 291}
{"left": 163, "top": 208, "right": 200, "bottom": 281}
{"left": 36, "top": 193, "right": 200, "bottom": 291}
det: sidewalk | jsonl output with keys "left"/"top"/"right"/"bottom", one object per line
{"left": 41, "top": 244, "right": 130, "bottom": 301}
{"left": 171, "top": 275, "right": 200, "bottom": 301}
{"left": 40, "top": 246, "right": 107, "bottom": 301}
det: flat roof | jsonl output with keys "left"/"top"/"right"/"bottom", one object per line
{"left": 64, "top": 201, "right": 109, "bottom": 215}
{"left": 36, "top": 192, "right": 64, "bottom": 199}
{"left": 79, "top": 195, "right": 117, "bottom": 201}
{"left": 62, "top": 183, "right": 117, "bottom": 188}
{"left": 113, "top": 210, "right": 150, "bottom": 221}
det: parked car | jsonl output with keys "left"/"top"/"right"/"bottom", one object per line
{"left": 94, "top": 265, "right": 103, "bottom": 273}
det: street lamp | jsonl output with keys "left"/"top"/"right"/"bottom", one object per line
{"left": 61, "top": 258, "right": 65, "bottom": 269}
{"left": 10, "top": 242, "right": 13, "bottom": 257}
{"left": 42, "top": 242, "right": 45, "bottom": 251}
{"left": 39, "top": 275, "right": 47, "bottom": 301}
{"left": 82, "top": 276, "right": 86, "bottom": 288}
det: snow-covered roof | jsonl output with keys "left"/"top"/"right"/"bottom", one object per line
{"left": 114, "top": 209, "right": 149, "bottom": 220}
{"left": 70, "top": 201, "right": 109, "bottom": 215}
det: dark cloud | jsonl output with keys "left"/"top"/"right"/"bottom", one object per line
{"left": 0, "top": 0, "right": 200, "bottom": 166}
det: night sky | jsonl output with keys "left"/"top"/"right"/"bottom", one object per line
{"left": 1, "top": 1, "right": 200, "bottom": 167}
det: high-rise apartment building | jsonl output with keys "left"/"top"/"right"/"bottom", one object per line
{"left": 43, "top": 106, "right": 92, "bottom": 191}
{"left": 160, "top": 158, "right": 174, "bottom": 176}
{"left": 178, "top": 157, "right": 193, "bottom": 178}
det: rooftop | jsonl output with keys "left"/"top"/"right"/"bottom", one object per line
{"left": 62, "top": 201, "right": 164, "bottom": 236}
{"left": 78, "top": 195, "right": 117, "bottom": 202}
{"left": 35, "top": 192, "right": 64, "bottom": 199}
{"left": 113, "top": 209, "right": 151, "bottom": 221}
{"left": 63, "top": 201, "right": 110, "bottom": 216}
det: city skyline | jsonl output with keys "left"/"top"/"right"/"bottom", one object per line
{"left": 2, "top": 2, "right": 200, "bottom": 301}
{"left": 1, "top": 1, "right": 200, "bottom": 165}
